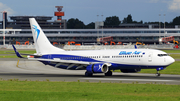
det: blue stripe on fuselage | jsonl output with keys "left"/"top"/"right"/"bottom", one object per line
{"left": 39, "top": 54, "right": 168, "bottom": 70}
{"left": 109, "top": 63, "right": 168, "bottom": 70}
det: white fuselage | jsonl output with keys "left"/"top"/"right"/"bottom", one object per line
{"left": 27, "top": 18, "right": 175, "bottom": 75}
{"left": 43, "top": 48, "right": 174, "bottom": 70}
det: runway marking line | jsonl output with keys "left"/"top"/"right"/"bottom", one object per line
{"left": 80, "top": 78, "right": 175, "bottom": 82}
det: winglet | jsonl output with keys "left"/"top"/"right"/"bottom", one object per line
{"left": 12, "top": 44, "right": 24, "bottom": 58}
{"left": 134, "top": 45, "right": 137, "bottom": 49}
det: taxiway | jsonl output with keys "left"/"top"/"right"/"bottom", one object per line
{"left": 0, "top": 60, "right": 179, "bottom": 85}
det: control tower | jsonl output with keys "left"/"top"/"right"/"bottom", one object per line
{"left": 1, "top": 11, "right": 7, "bottom": 29}
{"left": 54, "top": 6, "right": 65, "bottom": 29}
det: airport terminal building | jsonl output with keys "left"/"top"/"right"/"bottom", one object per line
{"left": 1, "top": 26, "right": 180, "bottom": 45}
{"left": 0, "top": 12, "right": 180, "bottom": 46}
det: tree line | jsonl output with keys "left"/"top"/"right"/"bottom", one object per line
{"left": 67, "top": 14, "right": 180, "bottom": 29}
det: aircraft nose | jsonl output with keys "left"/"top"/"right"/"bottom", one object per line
{"left": 171, "top": 57, "right": 175, "bottom": 63}
{"left": 168, "top": 57, "right": 175, "bottom": 64}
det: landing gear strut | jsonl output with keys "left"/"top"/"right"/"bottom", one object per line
{"left": 105, "top": 70, "right": 112, "bottom": 76}
{"left": 155, "top": 67, "right": 165, "bottom": 77}
{"left": 155, "top": 71, "right": 161, "bottom": 77}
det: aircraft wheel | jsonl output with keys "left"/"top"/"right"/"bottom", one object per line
{"left": 85, "top": 71, "right": 93, "bottom": 77}
{"left": 105, "top": 71, "right": 112, "bottom": 76}
{"left": 155, "top": 73, "right": 161, "bottom": 77}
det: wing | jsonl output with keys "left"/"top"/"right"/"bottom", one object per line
{"left": 28, "top": 57, "right": 90, "bottom": 70}
{"left": 12, "top": 45, "right": 90, "bottom": 69}
{"left": 28, "top": 57, "right": 90, "bottom": 65}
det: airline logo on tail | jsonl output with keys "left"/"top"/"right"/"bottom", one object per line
{"left": 33, "top": 25, "right": 40, "bottom": 41}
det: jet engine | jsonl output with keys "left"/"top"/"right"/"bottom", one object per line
{"left": 120, "top": 69, "right": 141, "bottom": 73}
{"left": 86, "top": 63, "right": 111, "bottom": 73}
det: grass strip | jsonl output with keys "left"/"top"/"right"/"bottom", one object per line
{"left": 113, "top": 61, "right": 180, "bottom": 75}
{"left": 162, "top": 50, "right": 180, "bottom": 53}
{"left": 169, "top": 54, "right": 180, "bottom": 59}
{"left": 0, "top": 80, "right": 179, "bottom": 101}
{"left": 0, "top": 50, "right": 35, "bottom": 58}
{"left": 0, "top": 50, "right": 36, "bottom": 54}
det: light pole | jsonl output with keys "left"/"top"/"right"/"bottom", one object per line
{"left": 101, "top": 15, "right": 103, "bottom": 43}
{"left": 1, "top": 11, "right": 6, "bottom": 47}
{"left": 97, "top": 15, "right": 99, "bottom": 39}
{"left": 97, "top": 15, "right": 100, "bottom": 44}
{"left": 164, "top": 14, "right": 166, "bottom": 44}
{"left": 159, "top": 14, "right": 161, "bottom": 40}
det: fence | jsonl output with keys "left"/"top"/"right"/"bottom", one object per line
{"left": 0, "top": 45, "right": 35, "bottom": 49}
{"left": 63, "top": 44, "right": 174, "bottom": 50}
{"left": 0, "top": 44, "right": 174, "bottom": 50}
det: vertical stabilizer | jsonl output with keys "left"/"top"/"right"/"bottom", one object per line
{"left": 29, "top": 18, "right": 64, "bottom": 54}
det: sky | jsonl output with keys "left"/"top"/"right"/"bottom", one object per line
{"left": 0, "top": 0, "right": 180, "bottom": 25}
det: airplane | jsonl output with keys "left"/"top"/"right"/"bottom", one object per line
{"left": 12, "top": 18, "right": 175, "bottom": 77}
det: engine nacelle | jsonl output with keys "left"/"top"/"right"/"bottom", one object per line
{"left": 86, "top": 63, "right": 111, "bottom": 73}
{"left": 120, "top": 69, "right": 141, "bottom": 73}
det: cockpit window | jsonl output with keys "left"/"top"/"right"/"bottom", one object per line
{"left": 158, "top": 54, "right": 169, "bottom": 57}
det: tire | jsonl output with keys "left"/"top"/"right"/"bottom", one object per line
{"left": 85, "top": 71, "right": 93, "bottom": 77}
{"left": 155, "top": 73, "right": 161, "bottom": 77}
{"left": 105, "top": 71, "right": 112, "bottom": 76}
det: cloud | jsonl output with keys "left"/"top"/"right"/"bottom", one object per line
{"left": 0, "top": 2, "right": 15, "bottom": 15}
{"left": 169, "top": 0, "right": 180, "bottom": 11}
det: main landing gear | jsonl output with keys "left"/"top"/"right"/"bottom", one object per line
{"left": 85, "top": 71, "right": 113, "bottom": 77}
{"left": 85, "top": 71, "right": 93, "bottom": 77}
{"left": 105, "top": 70, "right": 112, "bottom": 76}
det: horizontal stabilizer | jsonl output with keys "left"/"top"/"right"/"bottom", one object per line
{"left": 12, "top": 44, "right": 24, "bottom": 58}
{"left": 12, "top": 44, "right": 41, "bottom": 58}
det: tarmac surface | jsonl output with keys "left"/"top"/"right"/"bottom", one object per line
{"left": 0, "top": 59, "right": 180, "bottom": 85}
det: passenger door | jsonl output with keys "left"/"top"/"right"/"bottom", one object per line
{"left": 148, "top": 52, "right": 153, "bottom": 62}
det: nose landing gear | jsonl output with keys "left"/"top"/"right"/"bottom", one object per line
{"left": 155, "top": 71, "right": 161, "bottom": 77}
{"left": 155, "top": 67, "right": 164, "bottom": 77}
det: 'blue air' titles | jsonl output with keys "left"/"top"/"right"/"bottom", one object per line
{"left": 119, "top": 51, "right": 145, "bottom": 55}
